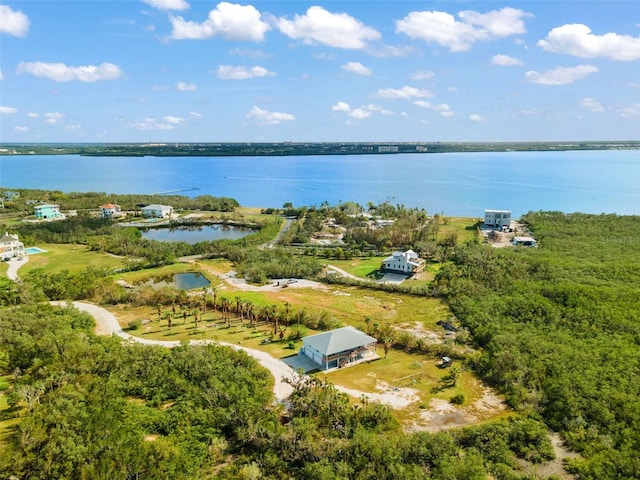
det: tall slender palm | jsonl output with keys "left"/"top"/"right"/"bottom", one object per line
{"left": 235, "top": 296, "right": 243, "bottom": 322}
{"left": 284, "top": 302, "right": 291, "bottom": 328}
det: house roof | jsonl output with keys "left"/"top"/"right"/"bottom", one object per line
{"left": 100, "top": 203, "right": 119, "bottom": 209}
{"left": 142, "top": 204, "right": 171, "bottom": 210}
{"left": 303, "top": 326, "right": 376, "bottom": 356}
{"left": 0, "top": 232, "right": 20, "bottom": 243}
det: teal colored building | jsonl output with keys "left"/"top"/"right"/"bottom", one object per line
{"left": 34, "top": 204, "right": 63, "bottom": 220}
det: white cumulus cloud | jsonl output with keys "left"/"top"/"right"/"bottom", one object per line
{"left": 277, "top": 6, "right": 380, "bottom": 49}
{"left": 396, "top": 7, "right": 530, "bottom": 52}
{"left": 44, "top": 112, "right": 64, "bottom": 124}
{"left": 411, "top": 70, "right": 435, "bottom": 80}
{"left": 414, "top": 101, "right": 454, "bottom": 116}
{"left": 216, "top": 65, "right": 274, "bottom": 80}
{"left": 538, "top": 24, "right": 640, "bottom": 61}
{"left": 349, "top": 108, "right": 371, "bottom": 119}
{"left": 0, "top": 5, "right": 30, "bottom": 37}
{"left": 142, "top": 0, "right": 190, "bottom": 11}
{"left": 331, "top": 101, "right": 351, "bottom": 112}
{"left": 177, "top": 81, "right": 197, "bottom": 91}
{"left": 341, "top": 61, "right": 372, "bottom": 76}
{"left": 131, "top": 117, "right": 176, "bottom": 131}
{"left": 170, "top": 2, "right": 270, "bottom": 41}
{"left": 579, "top": 97, "right": 605, "bottom": 112}
{"left": 16, "top": 61, "right": 123, "bottom": 82}
{"left": 163, "top": 115, "right": 186, "bottom": 124}
{"left": 0, "top": 69, "right": 3, "bottom": 80}
{"left": 525, "top": 64, "right": 599, "bottom": 85}
{"left": 189, "top": 111, "right": 203, "bottom": 118}
{"left": 377, "top": 85, "right": 432, "bottom": 100}
{"left": 469, "top": 114, "right": 485, "bottom": 122}
{"left": 14, "top": 126, "right": 28, "bottom": 132}
{"left": 491, "top": 54, "right": 524, "bottom": 66}
{"left": 0, "top": 106, "right": 17, "bottom": 114}
{"left": 246, "top": 106, "right": 295, "bottom": 125}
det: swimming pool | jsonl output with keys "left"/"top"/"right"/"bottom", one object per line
{"left": 24, "top": 247, "right": 46, "bottom": 255}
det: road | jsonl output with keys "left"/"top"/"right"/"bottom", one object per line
{"left": 5, "top": 256, "right": 28, "bottom": 281}
{"left": 50, "top": 301, "right": 295, "bottom": 401}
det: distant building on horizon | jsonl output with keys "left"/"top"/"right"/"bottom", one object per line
{"left": 141, "top": 204, "right": 173, "bottom": 218}
{"left": 99, "top": 203, "right": 122, "bottom": 219}
{"left": 34, "top": 204, "right": 64, "bottom": 220}
{"left": 484, "top": 209, "right": 511, "bottom": 229}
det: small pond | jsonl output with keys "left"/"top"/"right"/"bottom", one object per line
{"left": 140, "top": 224, "right": 254, "bottom": 244}
{"left": 142, "top": 272, "right": 210, "bottom": 290}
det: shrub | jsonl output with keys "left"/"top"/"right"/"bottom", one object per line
{"left": 127, "top": 319, "right": 142, "bottom": 330}
{"left": 450, "top": 393, "right": 465, "bottom": 405}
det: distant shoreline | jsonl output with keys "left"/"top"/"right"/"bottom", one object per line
{"left": 1, "top": 141, "right": 639, "bottom": 157}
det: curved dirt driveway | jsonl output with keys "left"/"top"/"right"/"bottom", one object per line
{"left": 51, "top": 301, "right": 295, "bottom": 401}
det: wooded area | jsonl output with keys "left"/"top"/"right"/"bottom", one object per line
{"left": 1, "top": 203, "right": 639, "bottom": 478}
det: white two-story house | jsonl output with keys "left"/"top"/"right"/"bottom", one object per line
{"left": 381, "top": 249, "right": 425, "bottom": 274}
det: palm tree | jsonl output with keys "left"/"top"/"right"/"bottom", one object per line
{"left": 448, "top": 365, "right": 462, "bottom": 387}
{"left": 245, "top": 300, "right": 255, "bottom": 327}
{"left": 163, "top": 311, "right": 172, "bottom": 330}
{"left": 235, "top": 296, "right": 243, "bottom": 322}
{"left": 271, "top": 304, "right": 279, "bottom": 335}
{"left": 283, "top": 302, "right": 291, "bottom": 327}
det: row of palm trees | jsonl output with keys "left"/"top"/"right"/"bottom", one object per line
{"left": 157, "top": 289, "right": 296, "bottom": 336}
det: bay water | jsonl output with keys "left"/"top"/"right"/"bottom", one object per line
{"left": 1, "top": 150, "right": 639, "bottom": 218}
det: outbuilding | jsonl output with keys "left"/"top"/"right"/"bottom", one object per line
{"left": 512, "top": 236, "right": 537, "bottom": 247}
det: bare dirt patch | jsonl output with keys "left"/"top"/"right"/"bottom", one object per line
{"left": 335, "top": 379, "right": 420, "bottom": 409}
{"left": 410, "top": 385, "right": 507, "bottom": 433}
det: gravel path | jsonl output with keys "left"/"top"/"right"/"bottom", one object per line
{"left": 51, "top": 301, "right": 295, "bottom": 400}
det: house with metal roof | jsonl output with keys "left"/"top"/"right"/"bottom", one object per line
{"left": 301, "top": 326, "right": 378, "bottom": 370}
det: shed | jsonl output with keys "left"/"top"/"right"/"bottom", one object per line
{"left": 512, "top": 236, "right": 537, "bottom": 247}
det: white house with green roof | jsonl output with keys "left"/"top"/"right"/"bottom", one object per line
{"left": 301, "top": 326, "right": 378, "bottom": 370}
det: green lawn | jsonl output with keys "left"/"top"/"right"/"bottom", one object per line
{"left": 19, "top": 244, "right": 125, "bottom": 275}
{"left": 328, "top": 257, "right": 384, "bottom": 278}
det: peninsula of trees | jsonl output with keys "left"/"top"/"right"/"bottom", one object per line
{"left": 2, "top": 140, "right": 640, "bottom": 157}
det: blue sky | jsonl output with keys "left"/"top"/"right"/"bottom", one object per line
{"left": 1, "top": 0, "right": 639, "bottom": 142}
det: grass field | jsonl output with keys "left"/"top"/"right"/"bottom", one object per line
{"left": 19, "top": 244, "right": 125, "bottom": 275}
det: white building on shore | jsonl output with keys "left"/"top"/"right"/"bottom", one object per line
{"left": 484, "top": 209, "right": 511, "bottom": 229}
{"left": 141, "top": 204, "right": 173, "bottom": 218}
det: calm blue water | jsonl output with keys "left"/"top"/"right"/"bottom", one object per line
{"left": 140, "top": 225, "right": 253, "bottom": 244}
{"left": 142, "top": 272, "right": 210, "bottom": 290}
{"left": 1, "top": 150, "right": 639, "bottom": 218}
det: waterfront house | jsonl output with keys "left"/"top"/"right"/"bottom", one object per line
{"left": 0, "top": 232, "right": 24, "bottom": 258}
{"left": 141, "top": 204, "right": 173, "bottom": 218}
{"left": 301, "top": 326, "right": 378, "bottom": 370}
{"left": 484, "top": 209, "right": 511, "bottom": 229}
{"left": 34, "top": 204, "right": 64, "bottom": 220}
{"left": 381, "top": 249, "right": 425, "bottom": 274}
{"left": 512, "top": 236, "right": 537, "bottom": 247}
{"left": 99, "top": 203, "right": 122, "bottom": 219}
